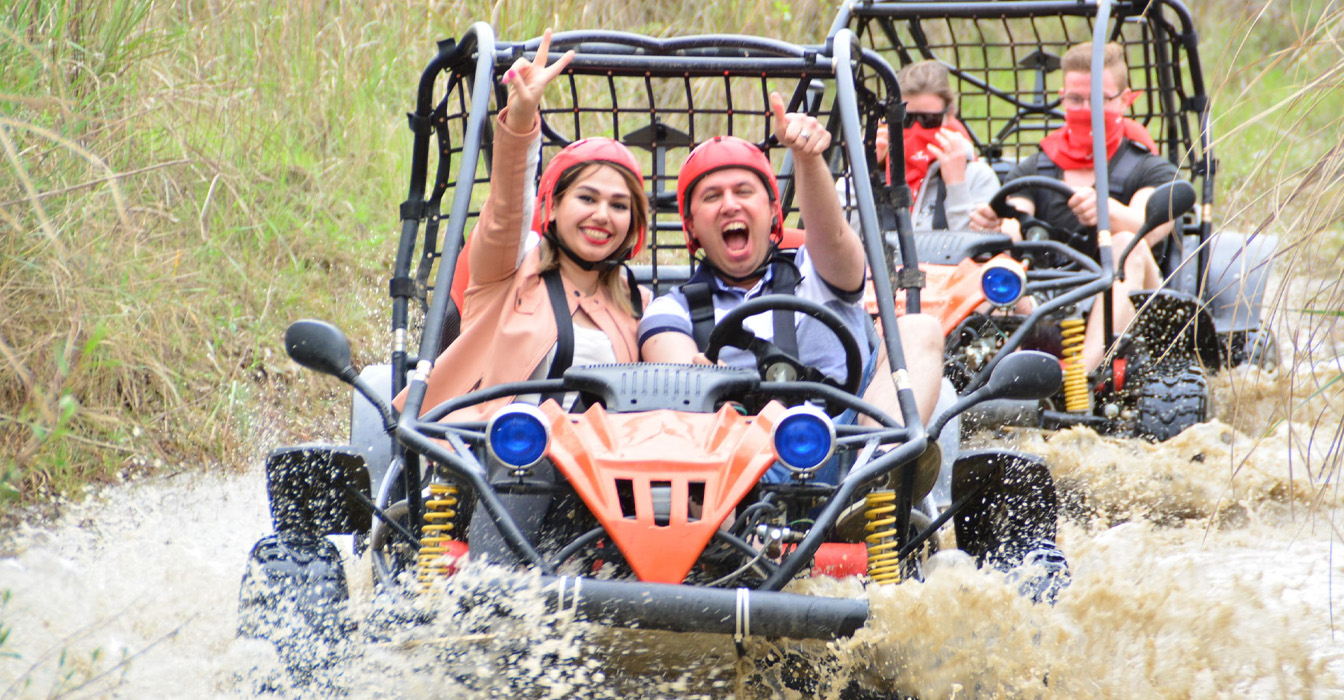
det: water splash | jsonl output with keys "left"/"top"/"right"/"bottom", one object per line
{"left": 3, "top": 313, "right": 1341, "bottom": 699}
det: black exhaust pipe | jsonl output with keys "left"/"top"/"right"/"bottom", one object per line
{"left": 534, "top": 576, "right": 869, "bottom": 640}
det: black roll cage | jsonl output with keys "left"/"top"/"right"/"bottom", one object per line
{"left": 381, "top": 25, "right": 934, "bottom": 591}
{"left": 831, "top": 0, "right": 1214, "bottom": 288}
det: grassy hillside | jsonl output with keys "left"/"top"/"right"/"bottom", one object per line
{"left": 1, "top": 0, "right": 1340, "bottom": 520}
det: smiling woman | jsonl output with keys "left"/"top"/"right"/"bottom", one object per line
{"left": 402, "top": 30, "right": 651, "bottom": 421}
{"left": 540, "top": 161, "right": 643, "bottom": 296}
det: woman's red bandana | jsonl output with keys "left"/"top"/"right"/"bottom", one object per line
{"left": 899, "top": 116, "right": 974, "bottom": 202}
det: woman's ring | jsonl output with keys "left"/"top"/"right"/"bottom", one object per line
{"left": 799, "top": 131, "right": 811, "bottom": 141}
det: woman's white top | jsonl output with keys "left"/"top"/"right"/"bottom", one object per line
{"left": 515, "top": 320, "right": 618, "bottom": 410}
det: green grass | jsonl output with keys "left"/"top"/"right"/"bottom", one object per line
{"left": 1189, "top": 0, "right": 1344, "bottom": 227}
{"left": 1, "top": 0, "right": 1342, "bottom": 522}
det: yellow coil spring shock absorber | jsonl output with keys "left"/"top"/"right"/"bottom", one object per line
{"left": 864, "top": 490, "right": 902, "bottom": 584}
{"left": 417, "top": 482, "right": 460, "bottom": 590}
{"left": 1060, "top": 317, "right": 1090, "bottom": 412}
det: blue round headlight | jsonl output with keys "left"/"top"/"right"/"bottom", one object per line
{"left": 772, "top": 406, "right": 836, "bottom": 473}
{"left": 982, "top": 264, "right": 1025, "bottom": 306}
{"left": 487, "top": 404, "right": 550, "bottom": 470}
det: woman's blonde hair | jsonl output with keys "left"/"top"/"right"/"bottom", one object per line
{"left": 538, "top": 161, "right": 648, "bottom": 316}
{"left": 897, "top": 60, "right": 958, "bottom": 113}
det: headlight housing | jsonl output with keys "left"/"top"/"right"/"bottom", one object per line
{"left": 981, "top": 259, "right": 1026, "bottom": 307}
{"left": 771, "top": 405, "right": 836, "bottom": 475}
{"left": 486, "top": 404, "right": 550, "bottom": 471}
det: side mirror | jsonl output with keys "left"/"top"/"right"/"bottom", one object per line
{"left": 1117, "top": 180, "right": 1197, "bottom": 273}
{"left": 982, "top": 350, "right": 1062, "bottom": 402}
{"left": 1137, "top": 180, "right": 1197, "bottom": 239}
{"left": 285, "top": 320, "right": 396, "bottom": 435}
{"left": 285, "top": 320, "right": 355, "bottom": 380}
{"left": 926, "top": 350, "right": 1061, "bottom": 439}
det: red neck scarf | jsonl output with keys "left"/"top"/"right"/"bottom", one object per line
{"left": 897, "top": 116, "right": 974, "bottom": 199}
{"left": 1040, "top": 108, "right": 1125, "bottom": 169}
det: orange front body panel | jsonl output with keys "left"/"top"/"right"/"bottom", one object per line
{"left": 539, "top": 401, "right": 785, "bottom": 584}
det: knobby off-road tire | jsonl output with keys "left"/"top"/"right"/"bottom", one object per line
{"left": 238, "top": 532, "right": 352, "bottom": 678}
{"left": 1134, "top": 366, "right": 1209, "bottom": 442}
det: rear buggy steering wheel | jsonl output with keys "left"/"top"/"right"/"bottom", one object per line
{"left": 705, "top": 295, "right": 864, "bottom": 397}
{"left": 988, "top": 175, "right": 1092, "bottom": 257}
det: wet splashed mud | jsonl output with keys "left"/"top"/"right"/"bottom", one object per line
{"left": 3, "top": 388, "right": 1339, "bottom": 698}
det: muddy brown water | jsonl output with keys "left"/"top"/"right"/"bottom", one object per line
{"left": 2, "top": 294, "right": 1341, "bottom": 698}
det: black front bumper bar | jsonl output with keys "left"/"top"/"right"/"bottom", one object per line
{"left": 533, "top": 575, "right": 869, "bottom": 640}
{"left": 467, "top": 572, "right": 870, "bottom": 639}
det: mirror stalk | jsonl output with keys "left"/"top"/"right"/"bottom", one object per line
{"left": 1114, "top": 181, "right": 1198, "bottom": 280}
{"left": 350, "top": 376, "right": 398, "bottom": 435}
{"left": 927, "top": 388, "right": 988, "bottom": 441}
{"left": 929, "top": 350, "right": 1063, "bottom": 439}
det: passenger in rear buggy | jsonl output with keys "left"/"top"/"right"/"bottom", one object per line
{"left": 882, "top": 60, "right": 1001, "bottom": 231}
{"left": 637, "top": 91, "right": 945, "bottom": 485}
{"left": 970, "top": 41, "right": 1182, "bottom": 373}
{"left": 405, "top": 30, "right": 651, "bottom": 420}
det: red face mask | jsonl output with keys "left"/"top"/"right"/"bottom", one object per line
{"left": 1042, "top": 108, "right": 1125, "bottom": 169}
{"left": 902, "top": 123, "right": 941, "bottom": 195}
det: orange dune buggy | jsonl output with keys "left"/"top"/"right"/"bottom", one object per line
{"left": 236, "top": 26, "right": 1070, "bottom": 685}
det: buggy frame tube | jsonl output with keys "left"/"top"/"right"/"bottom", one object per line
{"left": 833, "top": 0, "right": 1198, "bottom": 27}
{"left": 390, "top": 34, "right": 482, "bottom": 536}
{"left": 759, "top": 31, "right": 932, "bottom": 588}
{"left": 524, "top": 31, "right": 837, "bottom": 86}
{"left": 407, "top": 21, "right": 499, "bottom": 419}
{"left": 395, "top": 29, "right": 488, "bottom": 395}
{"left": 397, "top": 22, "right": 499, "bottom": 538}
{"left": 834, "top": 31, "right": 923, "bottom": 434}
{"left": 535, "top": 576, "right": 868, "bottom": 639}
{"left": 418, "top": 378, "right": 906, "bottom": 435}
{"left": 832, "top": 31, "right": 928, "bottom": 581}
{"left": 1090, "top": 5, "right": 1113, "bottom": 235}
{"left": 387, "top": 32, "right": 483, "bottom": 538}
{"left": 1091, "top": 1, "right": 1120, "bottom": 361}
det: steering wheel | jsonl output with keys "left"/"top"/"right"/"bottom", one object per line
{"left": 988, "top": 175, "right": 1102, "bottom": 275}
{"left": 987, "top": 175, "right": 1085, "bottom": 242}
{"left": 704, "top": 295, "right": 864, "bottom": 397}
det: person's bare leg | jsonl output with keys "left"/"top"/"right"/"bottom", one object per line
{"left": 1084, "top": 234, "right": 1156, "bottom": 372}
{"left": 1114, "top": 231, "right": 1163, "bottom": 290}
{"left": 1142, "top": 249, "right": 1162, "bottom": 289}
{"left": 862, "top": 313, "right": 944, "bottom": 426}
{"left": 1083, "top": 293, "right": 1135, "bottom": 373}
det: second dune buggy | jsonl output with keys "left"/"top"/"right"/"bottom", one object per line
{"left": 834, "top": 0, "right": 1279, "bottom": 441}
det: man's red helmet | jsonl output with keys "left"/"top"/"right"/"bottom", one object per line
{"left": 676, "top": 136, "right": 784, "bottom": 256}
{"left": 531, "top": 137, "right": 646, "bottom": 260}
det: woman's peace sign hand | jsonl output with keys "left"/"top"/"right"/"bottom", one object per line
{"left": 503, "top": 29, "right": 575, "bottom": 132}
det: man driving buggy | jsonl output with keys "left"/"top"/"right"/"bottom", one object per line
{"left": 970, "top": 41, "right": 1182, "bottom": 373}
{"left": 638, "top": 92, "right": 945, "bottom": 483}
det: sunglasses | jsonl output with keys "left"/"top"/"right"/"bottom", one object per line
{"left": 902, "top": 111, "right": 945, "bottom": 129}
